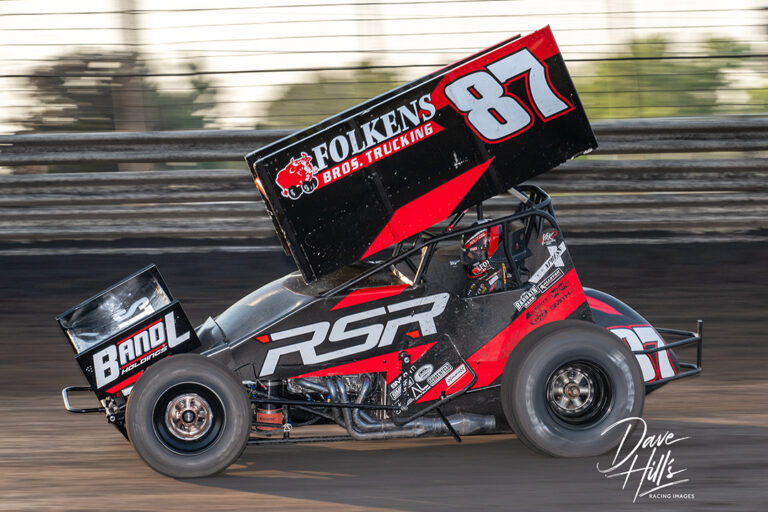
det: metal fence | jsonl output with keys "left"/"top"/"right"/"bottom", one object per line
{"left": 1, "top": 116, "right": 767, "bottom": 247}
{"left": 3, "top": 3, "right": 767, "bottom": 133}
{"left": 3, "top": 117, "right": 768, "bottom": 165}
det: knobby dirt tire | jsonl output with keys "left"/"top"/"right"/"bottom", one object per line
{"left": 126, "top": 354, "right": 250, "bottom": 478}
{"left": 501, "top": 320, "right": 644, "bottom": 458}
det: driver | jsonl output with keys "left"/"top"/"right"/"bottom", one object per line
{"left": 461, "top": 222, "right": 511, "bottom": 297}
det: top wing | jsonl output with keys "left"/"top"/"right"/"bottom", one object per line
{"left": 246, "top": 26, "right": 596, "bottom": 282}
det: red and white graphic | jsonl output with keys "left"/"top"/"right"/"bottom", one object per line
{"left": 91, "top": 312, "right": 191, "bottom": 389}
{"left": 275, "top": 152, "right": 319, "bottom": 200}
{"left": 539, "top": 229, "right": 558, "bottom": 246}
{"left": 258, "top": 293, "right": 450, "bottom": 377}
{"left": 609, "top": 325, "right": 677, "bottom": 383}
{"left": 315, "top": 120, "right": 443, "bottom": 192}
{"left": 432, "top": 27, "right": 574, "bottom": 144}
{"left": 276, "top": 121, "right": 443, "bottom": 201}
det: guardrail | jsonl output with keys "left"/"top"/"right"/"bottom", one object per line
{"left": 3, "top": 117, "right": 768, "bottom": 166}
{"left": 1, "top": 116, "right": 767, "bottom": 246}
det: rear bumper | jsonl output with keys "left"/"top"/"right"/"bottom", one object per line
{"left": 61, "top": 385, "right": 104, "bottom": 413}
{"left": 636, "top": 320, "right": 703, "bottom": 386}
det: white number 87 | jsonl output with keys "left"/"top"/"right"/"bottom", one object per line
{"left": 443, "top": 48, "right": 572, "bottom": 142}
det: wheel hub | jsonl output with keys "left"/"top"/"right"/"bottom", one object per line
{"left": 165, "top": 393, "right": 213, "bottom": 441}
{"left": 564, "top": 382, "right": 582, "bottom": 399}
{"left": 547, "top": 366, "right": 595, "bottom": 416}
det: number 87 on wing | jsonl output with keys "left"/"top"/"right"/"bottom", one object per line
{"left": 431, "top": 27, "right": 576, "bottom": 144}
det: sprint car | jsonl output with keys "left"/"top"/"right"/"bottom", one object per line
{"left": 58, "top": 28, "right": 702, "bottom": 478}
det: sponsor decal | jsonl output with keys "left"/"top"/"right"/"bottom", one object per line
{"left": 445, "top": 363, "right": 468, "bottom": 387}
{"left": 427, "top": 362, "right": 453, "bottom": 387}
{"left": 526, "top": 306, "right": 548, "bottom": 326}
{"left": 316, "top": 121, "right": 443, "bottom": 192}
{"left": 276, "top": 95, "right": 438, "bottom": 199}
{"left": 529, "top": 241, "right": 567, "bottom": 284}
{"left": 275, "top": 152, "right": 318, "bottom": 200}
{"left": 470, "top": 259, "right": 492, "bottom": 277}
{"left": 92, "top": 312, "right": 191, "bottom": 389}
{"left": 547, "top": 280, "right": 574, "bottom": 310}
{"left": 414, "top": 363, "right": 434, "bottom": 383}
{"left": 514, "top": 284, "right": 541, "bottom": 312}
{"left": 113, "top": 296, "right": 154, "bottom": 329}
{"left": 538, "top": 229, "right": 559, "bottom": 246}
{"left": 260, "top": 293, "right": 450, "bottom": 377}
{"left": 518, "top": 269, "right": 569, "bottom": 319}
{"left": 389, "top": 361, "right": 453, "bottom": 407}
{"left": 524, "top": 278, "right": 574, "bottom": 326}
{"left": 597, "top": 418, "right": 693, "bottom": 503}
{"left": 538, "top": 267, "right": 564, "bottom": 293}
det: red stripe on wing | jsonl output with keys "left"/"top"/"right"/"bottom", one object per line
{"left": 361, "top": 158, "right": 493, "bottom": 259}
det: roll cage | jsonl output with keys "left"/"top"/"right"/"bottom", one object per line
{"left": 319, "top": 185, "right": 556, "bottom": 299}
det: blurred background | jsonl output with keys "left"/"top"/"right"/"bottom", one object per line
{"left": 1, "top": 0, "right": 766, "bottom": 249}
{"left": 1, "top": 3, "right": 767, "bottom": 509}
{"left": 1, "top": 0, "right": 767, "bottom": 172}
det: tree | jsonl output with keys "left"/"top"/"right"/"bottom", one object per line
{"left": 749, "top": 86, "right": 768, "bottom": 110}
{"left": 575, "top": 36, "right": 751, "bottom": 120}
{"left": 16, "top": 51, "right": 216, "bottom": 134}
{"left": 14, "top": 51, "right": 217, "bottom": 171}
{"left": 263, "top": 62, "right": 401, "bottom": 129}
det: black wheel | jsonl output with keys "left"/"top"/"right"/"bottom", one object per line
{"left": 126, "top": 354, "right": 250, "bottom": 478}
{"left": 501, "top": 320, "right": 644, "bottom": 457}
{"left": 302, "top": 177, "right": 318, "bottom": 193}
{"left": 288, "top": 185, "right": 302, "bottom": 199}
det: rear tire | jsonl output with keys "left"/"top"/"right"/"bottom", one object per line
{"left": 126, "top": 354, "right": 250, "bottom": 478}
{"left": 501, "top": 320, "right": 644, "bottom": 457}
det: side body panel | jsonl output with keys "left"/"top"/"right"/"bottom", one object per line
{"left": 208, "top": 231, "right": 592, "bottom": 412}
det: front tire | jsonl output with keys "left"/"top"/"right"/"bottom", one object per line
{"left": 501, "top": 320, "right": 644, "bottom": 457}
{"left": 126, "top": 354, "right": 250, "bottom": 478}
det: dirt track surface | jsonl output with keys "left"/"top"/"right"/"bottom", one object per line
{"left": 1, "top": 241, "right": 767, "bottom": 511}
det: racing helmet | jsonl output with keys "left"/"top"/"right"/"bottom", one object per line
{"left": 461, "top": 227, "right": 491, "bottom": 278}
{"left": 461, "top": 223, "right": 502, "bottom": 278}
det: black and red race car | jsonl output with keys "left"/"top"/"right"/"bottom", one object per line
{"left": 58, "top": 27, "right": 702, "bottom": 478}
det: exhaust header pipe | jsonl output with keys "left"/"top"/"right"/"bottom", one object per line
{"left": 294, "top": 376, "right": 496, "bottom": 440}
